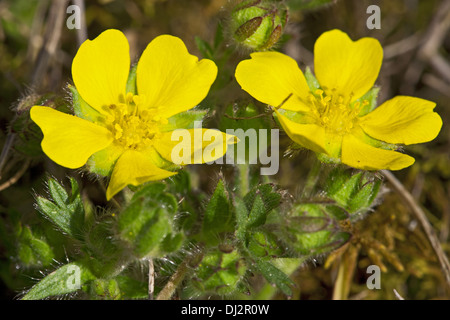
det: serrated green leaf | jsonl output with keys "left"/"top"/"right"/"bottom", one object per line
{"left": 35, "top": 178, "right": 85, "bottom": 241}
{"left": 22, "top": 261, "right": 95, "bottom": 300}
{"left": 255, "top": 260, "right": 293, "bottom": 296}
{"left": 243, "top": 184, "right": 282, "bottom": 228}
{"left": 118, "top": 183, "right": 177, "bottom": 258}
{"left": 247, "top": 194, "right": 267, "bottom": 228}
{"left": 47, "top": 178, "right": 69, "bottom": 207}
{"left": 201, "top": 180, "right": 235, "bottom": 245}
{"left": 191, "top": 249, "right": 246, "bottom": 295}
{"left": 247, "top": 230, "right": 285, "bottom": 258}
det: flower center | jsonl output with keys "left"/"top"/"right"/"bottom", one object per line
{"left": 103, "top": 93, "right": 168, "bottom": 150}
{"left": 308, "top": 89, "right": 368, "bottom": 135}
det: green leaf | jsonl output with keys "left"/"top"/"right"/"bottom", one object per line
{"left": 247, "top": 230, "right": 285, "bottom": 258}
{"left": 190, "top": 249, "right": 246, "bottom": 296}
{"left": 35, "top": 177, "right": 85, "bottom": 241}
{"left": 83, "top": 220, "right": 128, "bottom": 278}
{"left": 201, "top": 180, "right": 235, "bottom": 245}
{"left": 195, "top": 36, "right": 214, "bottom": 60}
{"left": 22, "top": 261, "right": 95, "bottom": 300}
{"left": 118, "top": 183, "right": 178, "bottom": 258}
{"left": 255, "top": 260, "right": 293, "bottom": 296}
{"left": 243, "top": 184, "right": 282, "bottom": 228}
{"left": 115, "top": 275, "right": 148, "bottom": 299}
{"left": 348, "top": 176, "right": 382, "bottom": 215}
{"left": 17, "top": 226, "right": 54, "bottom": 267}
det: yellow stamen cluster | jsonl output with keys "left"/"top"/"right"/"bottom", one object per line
{"left": 102, "top": 93, "right": 168, "bottom": 150}
{"left": 309, "top": 89, "right": 368, "bottom": 135}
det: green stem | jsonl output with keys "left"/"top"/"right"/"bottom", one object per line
{"left": 238, "top": 163, "right": 250, "bottom": 198}
{"left": 303, "top": 157, "right": 322, "bottom": 198}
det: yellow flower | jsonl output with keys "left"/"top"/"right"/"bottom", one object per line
{"left": 235, "top": 29, "right": 442, "bottom": 170}
{"left": 31, "top": 29, "right": 235, "bottom": 200}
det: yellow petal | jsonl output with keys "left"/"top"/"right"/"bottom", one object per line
{"left": 72, "top": 29, "right": 130, "bottom": 114}
{"left": 154, "top": 129, "right": 237, "bottom": 165}
{"left": 341, "top": 134, "right": 415, "bottom": 171}
{"left": 235, "top": 51, "right": 311, "bottom": 112}
{"left": 136, "top": 35, "right": 217, "bottom": 118}
{"left": 30, "top": 106, "right": 113, "bottom": 169}
{"left": 359, "top": 96, "right": 442, "bottom": 145}
{"left": 106, "top": 149, "right": 176, "bottom": 200}
{"left": 314, "top": 29, "right": 383, "bottom": 101}
{"left": 274, "top": 109, "right": 327, "bottom": 154}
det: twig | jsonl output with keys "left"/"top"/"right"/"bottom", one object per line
{"left": 156, "top": 258, "right": 189, "bottom": 300}
{"left": 383, "top": 33, "right": 422, "bottom": 60}
{"left": 0, "top": 133, "right": 16, "bottom": 179}
{"left": 30, "top": 0, "right": 69, "bottom": 89}
{"left": 72, "top": 0, "right": 87, "bottom": 47}
{"left": 148, "top": 258, "right": 155, "bottom": 300}
{"left": 223, "top": 113, "right": 269, "bottom": 120}
{"left": 422, "top": 73, "right": 450, "bottom": 97}
{"left": 0, "top": 159, "right": 31, "bottom": 192}
{"left": 393, "top": 289, "right": 405, "bottom": 300}
{"left": 381, "top": 170, "right": 450, "bottom": 288}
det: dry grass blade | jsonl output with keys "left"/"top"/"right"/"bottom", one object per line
{"left": 381, "top": 170, "right": 450, "bottom": 289}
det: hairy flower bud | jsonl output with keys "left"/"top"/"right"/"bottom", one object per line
{"left": 230, "top": 0, "right": 288, "bottom": 51}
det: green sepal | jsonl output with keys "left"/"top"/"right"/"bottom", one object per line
{"left": 159, "top": 110, "right": 208, "bottom": 132}
{"left": 69, "top": 84, "right": 101, "bottom": 122}
{"left": 230, "top": 0, "right": 289, "bottom": 51}
{"left": 304, "top": 66, "right": 320, "bottom": 91}
{"left": 126, "top": 64, "right": 138, "bottom": 95}
{"left": 356, "top": 87, "right": 380, "bottom": 117}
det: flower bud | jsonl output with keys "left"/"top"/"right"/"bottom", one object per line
{"left": 230, "top": 0, "right": 288, "bottom": 51}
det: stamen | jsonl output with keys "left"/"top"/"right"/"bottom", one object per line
{"left": 308, "top": 89, "right": 361, "bottom": 135}
{"left": 106, "top": 93, "right": 166, "bottom": 150}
